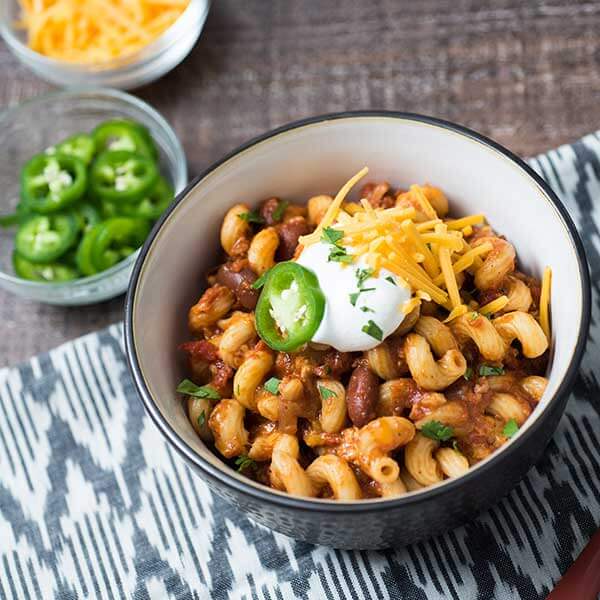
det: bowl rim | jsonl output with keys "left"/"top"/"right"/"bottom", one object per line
{"left": 0, "top": 0, "right": 210, "bottom": 73}
{"left": 0, "top": 86, "right": 187, "bottom": 292}
{"left": 125, "top": 110, "right": 591, "bottom": 513}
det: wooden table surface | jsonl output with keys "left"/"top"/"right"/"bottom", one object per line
{"left": 2, "top": 0, "right": 600, "bottom": 364}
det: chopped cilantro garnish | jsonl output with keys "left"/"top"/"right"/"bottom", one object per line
{"left": 252, "top": 271, "right": 269, "bottom": 289}
{"left": 238, "top": 210, "right": 264, "bottom": 224}
{"left": 264, "top": 377, "right": 281, "bottom": 395}
{"left": 464, "top": 366, "right": 473, "bottom": 381}
{"left": 385, "top": 276, "right": 397, "bottom": 286}
{"left": 361, "top": 306, "right": 374, "bottom": 313}
{"left": 235, "top": 455, "right": 257, "bottom": 472}
{"left": 328, "top": 245, "right": 353, "bottom": 263}
{"left": 361, "top": 319, "right": 383, "bottom": 341}
{"left": 355, "top": 268, "right": 374, "bottom": 288}
{"left": 176, "top": 379, "right": 220, "bottom": 399}
{"left": 349, "top": 287, "right": 375, "bottom": 306}
{"left": 421, "top": 420, "right": 454, "bottom": 442}
{"left": 321, "top": 227, "right": 344, "bottom": 245}
{"left": 502, "top": 418, "right": 519, "bottom": 438}
{"left": 479, "top": 364, "right": 505, "bottom": 377}
{"left": 318, "top": 385, "right": 337, "bottom": 400}
{"left": 272, "top": 200, "right": 289, "bottom": 222}
{"left": 197, "top": 411, "right": 206, "bottom": 428}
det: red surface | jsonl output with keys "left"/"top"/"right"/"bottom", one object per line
{"left": 547, "top": 529, "right": 600, "bottom": 600}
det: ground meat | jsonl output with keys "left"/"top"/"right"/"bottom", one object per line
{"left": 446, "top": 378, "right": 494, "bottom": 416}
{"left": 359, "top": 182, "right": 396, "bottom": 209}
{"left": 208, "top": 360, "right": 233, "bottom": 395}
{"left": 259, "top": 197, "right": 285, "bottom": 225}
{"left": 179, "top": 340, "right": 219, "bottom": 362}
{"left": 477, "top": 286, "right": 506, "bottom": 307}
{"left": 313, "top": 349, "right": 354, "bottom": 378}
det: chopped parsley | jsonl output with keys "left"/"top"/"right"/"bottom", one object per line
{"left": 385, "top": 276, "right": 397, "bottom": 286}
{"left": 463, "top": 366, "right": 473, "bottom": 381}
{"left": 421, "top": 420, "right": 454, "bottom": 442}
{"left": 272, "top": 200, "right": 289, "bottom": 222}
{"left": 502, "top": 418, "right": 519, "bottom": 438}
{"left": 264, "top": 377, "right": 281, "bottom": 395}
{"left": 361, "top": 306, "right": 374, "bottom": 313}
{"left": 197, "top": 411, "right": 206, "bottom": 428}
{"left": 328, "top": 245, "right": 353, "bottom": 263}
{"left": 238, "top": 209, "right": 265, "bottom": 224}
{"left": 469, "top": 311, "right": 479, "bottom": 321}
{"left": 252, "top": 271, "right": 269, "bottom": 289}
{"left": 479, "top": 364, "right": 505, "bottom": 377}
{"left": 349, "top": 287, "right": 375, "bottom": 306}
{"left": 349, "top": 268, "right": 376, "bottom": 306}
{"left": 322, "top": 226, "right": 352, "bottom": 263}
{"left": 235, "top": 455, "right": 257, "bottom": 472}
{"left": 355, "top": 268, "right": 374, "bottom": 288}
{"left": 361, "top": 319, "right": 383, "bottom": 341}
{"left": 318, "top": 385, "right": 337, "bottom": 400}
{"left": 321, "top": 227, "right": 344, "bottom": 245}
{"left": 176, "top": 379, "right": 220, "bottom": 399}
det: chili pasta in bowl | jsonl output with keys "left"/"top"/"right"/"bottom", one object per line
{"left": 126, "top": 112, "right": 589, "bottom": 549}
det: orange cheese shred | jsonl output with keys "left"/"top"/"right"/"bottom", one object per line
{"left": 16, "top": 0, "right": 190, "bottom": 64}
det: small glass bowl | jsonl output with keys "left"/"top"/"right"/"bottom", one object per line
{"left": 0, "top": 88, "right": 187, "bottom": 306}
{"left": 0, "top": 0, "right": 210, "bottom": 90}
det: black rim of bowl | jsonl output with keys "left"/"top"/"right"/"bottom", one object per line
{"left": 125, "top": 110, "right": 591, "bottom": 514}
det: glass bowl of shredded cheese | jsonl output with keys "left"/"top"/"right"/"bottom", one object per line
{"left": 0, "top": 0, "right": 210, "bottom": 89}
{"left": 0, "top": 88, "right": 187, "bottom": 305}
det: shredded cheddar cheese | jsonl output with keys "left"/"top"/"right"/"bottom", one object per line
{"left": 443, "top": 304, "right": 469, "bottom": 323}
{"left": 16, "top": 0, "right": 189, "bottom": 64}
{"left": 479, "top": 295, "right": 509, "bottom": 316}
{"left": 300, "top": 167, "right": 369, "bottom": 246}
{"left": 299, "top": 170, "right": 551, "bottom": 325}
{"left": 539, "top": 266, "right": 552, "bottom": 340}
{"left": 401, "top": 297, "right": 421, "bottom": 315}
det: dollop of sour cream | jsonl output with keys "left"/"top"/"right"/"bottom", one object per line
{"left": 296, "top": 242, "right": 412, "bottom": 351}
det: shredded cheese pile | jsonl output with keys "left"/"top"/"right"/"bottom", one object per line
{"left": 16, "top": 0, "right": 189, "bottom": 64}
{"left": 299, "top": 168, "right": 552, "bottom": 332}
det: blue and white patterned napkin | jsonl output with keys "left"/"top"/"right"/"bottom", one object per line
{"left": 1, "top": 133, "right": 600, "bottom": 600}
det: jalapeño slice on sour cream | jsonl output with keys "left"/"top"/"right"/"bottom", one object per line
{"left": 255, "top": 262, "right": 325, "bottom": 352}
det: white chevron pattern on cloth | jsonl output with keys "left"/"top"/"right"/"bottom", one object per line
{"left": 1, "top": 134, "right": 600, "bottom": 599}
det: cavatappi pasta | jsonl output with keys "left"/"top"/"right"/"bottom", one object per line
{"left": 177, "top": 172, "right": 551, "bottom": 500}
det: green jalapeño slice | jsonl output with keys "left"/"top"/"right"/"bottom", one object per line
{"left": 49, "top": 133, "right": 96, "bottom": 165}
{"left": 90, "top": 150, "right": 158, "bottom": 203}
{"left": 92, "top": 119, "right": 157, "bottom": 158}
{"left": 255, "top": 261, "right": 325, "bottom": 352}
{"left": 15, "top": 212, "right": 79, "bottom": 263}
{"left": 21, "top": 154, "right": 87, "bottom": 213}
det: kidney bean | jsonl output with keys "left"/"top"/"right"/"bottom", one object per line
{"left": 276, "top": 216, "right": 310, "bottom": 261}
{"left": 346, "top": 363, "right": 379, "bottom": 427}
{"left": 216, "top": 263, "right": 259, "bottom": 310}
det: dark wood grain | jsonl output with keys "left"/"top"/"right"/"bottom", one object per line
{"left": 2, "top": 0, "right": 600, "bottom": 364}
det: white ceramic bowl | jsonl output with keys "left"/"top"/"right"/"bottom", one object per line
{"left": 125, "top": 113, "right": 590, "bottom": 549}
